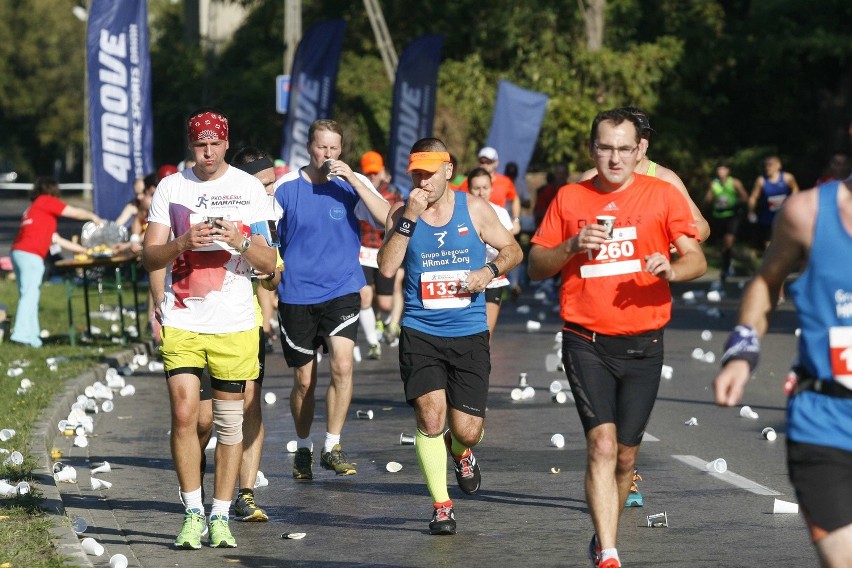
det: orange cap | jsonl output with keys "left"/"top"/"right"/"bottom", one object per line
{"left": 407, "top": 151, "right": 450, "bottom": 174}
{"left": 360, "top": 151, "right": 384, "bottom": 174}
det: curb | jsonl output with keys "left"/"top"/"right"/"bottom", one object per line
{"left": 34, "top": 341, "right": 154, "bottom": 567}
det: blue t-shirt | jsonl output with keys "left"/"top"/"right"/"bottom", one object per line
{"left": 402, "top": 193, "right": 487, "bottom": 337}
{"left": 273, "top": 169, "right": 380, "bottom": 304}
{"left": 787, "top": 181, "right": 852, "bottom": 452}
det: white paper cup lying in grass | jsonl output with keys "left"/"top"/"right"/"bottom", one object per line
{"left": 0, "top": 428, "right": 15, "bottom": 441}
{"left": 2, "top": 450, "right": 23, "bottom": 466}
{"left": 706, "top": 458, "right": 727, "bottom": 473}
{"left": 81, "top": 537, "right": 105, "bottom": 557}
{"left": 386, "top": 461, "right": 403, "bottom": 473}
{"left": 773, "top": 498, "right": 799, "bottom": 514}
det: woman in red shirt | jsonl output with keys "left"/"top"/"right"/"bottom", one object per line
{"left": 10, "top": 177, "right": 102, "bottom": 347}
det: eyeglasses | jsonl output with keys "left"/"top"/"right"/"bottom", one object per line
{"left": 478, "top": 158, "right": 494, "bottom": 165}
{"left": 593, "top": 143, "right": 639, "bottom": 159}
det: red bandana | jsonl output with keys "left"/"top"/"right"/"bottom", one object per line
{"left": 187, "top": 112, "right": 229, "bottom": 142}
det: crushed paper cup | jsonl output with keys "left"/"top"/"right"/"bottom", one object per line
{"left": 7, "top": 368, "right": 23, "bottom": 377}
{"left": 684, "top": 416, "right": 699, "bottom": 426}
{"left": 254, "top": 471, "right": 268, "bottom": 488}
{"left": 264, "top": 392, "right": 277, "bottom": 405}
{"left": 701, "top": 330, "right": 713, "bottom": 341}
{"left": 386, "top": 461, "right": 403, "bottom": 473}
{"left": 516, "top": 304, "right": 531, "bottom": 314}
{"left": 647, "top": 512, "right": 669, "bottom": 527}
{"left": 282, "top": 532, "right": 307, "bottom": 539}
{"left": 762, "top": 427, "right": 777, "bottom": 441}
{"left": 773, "top": 498, "right": 799, "bottom": 514}
{"left": 90, "top": 477, "right": 112, "bottom": 490}
{"left": 550, "top": 467, "right": 561, "bottom": 474}
{"left": 400, "top": 433, "right": 416, "bottom": 446}
{"left": 81, "top": 537, "right": 105, "bottom": 557}
{"left": 740, "top": 405, "right": 759, "bottom": 420}
{"left": 286, "top": 440, "right": 298, "bottom": 453}
{"left": 356, "top": 409, "right": 373, "bottom": 420}
{"left": 526, "top": 320, "right": 542, "bottom": 332}
{"left": 550, "top": 433, "right": 565, "bottom": 448}
{"left": 706, "top": 458, "right": 727, "bottom": 473}
{"left": 20, "top": 378, "right": 33, "bottom": 389}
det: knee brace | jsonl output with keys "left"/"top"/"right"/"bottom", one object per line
{"left": 212, "top": 398, "right": 244, "bottom": 445}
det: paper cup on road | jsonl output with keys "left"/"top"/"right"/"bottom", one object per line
{"left": 71, "top": 516, "right": 88, "bottom": 534}
{"left": 518, "top": 373, "right": 529, "bottom": 387}
{"left": 549, "top": 380, "right": 563, "bottom": 394}
{"left": 707, "top": 290, "right": 722, "bottom": 303}
{"left": 510, "top": 387, "right": 523, "bottom": 401}
{"left": 684, "top": 417, "right": 698, "bottom": 426}
{"left": 521, "top": 386, "right": 535, "bottom": 400}
{"left": 552, "top": 391, "right": 569, "bottom": 404}
{"left": 101, "top": 400, "right": 114, "bottom": 413}
{"left": 386, "top": 461, "right": 403, "bottom": 473}
{"left": 81, "top": 537, "right": 105, "bottom": 557}
{"left": 119, "top": 385, "right": 135, "bottom": 397}
{"left": 264, "top": 392, "right": 277, "bottom": 405}
{"left": 54, "top": 465, "right": 77, "bottom": 483}
{"left": 740, "top": 405, "right": 759, "bottom": 420}
{"left": 254, "top": 470, "right": 268, "bottom": 488}
{"left": 400, "top": 433, "right": 416, "bottom": 446}
{"left": 109, "top": 553, "right": 129, "bottom": 568}
{"left": 286, "top": 440, "right": 298, "bottom": 453}
{"left": 545, "top": 353, "right": 561, "bottom": 373}
{"left": 90, "top": 477, "right": 112, "bottom": 490}
{"left": 526, "top": 320, "right": 541, "bottom": 332}
{"left": 596, "top": 215, "right": 616, "bottom": 239}
{"left": 762, "top": 427, "right": 777, "bottom": 441}
{"left": 91, "top": 462, "right": 111, "bottom": 474}
{"left": 702, "top": 351, "right": 716, "bottom": 364}
{"left": 660, "top": 365, "right": 674, "bottom": 380}
{"left": 550, "top": 433, "right": 565, "bottom": 448}
{"left": 700, "top": 330, "right": 713, "bottom": 341}
{"left": 352, "top": 346, "right": 362, "bottom": 362}
{"left": 148, "top": 360, "right": 164, "bottom": 372}
{"left": 773, "top": 498, "right": 799, "bottom": 514}
{"left": 706, "top": 458, "right": 727, "bottom": 473}
{"left": 516, "top": 304, "right": 531, "bottom": 314}
{"left": 356, "top": 409, "right": 374, "bottom": 420}
{"left": 74, "top": 435, "right": 89, "bottom": 448}
{"left": 691, "top": 347, "right": 704, "bottom": 360}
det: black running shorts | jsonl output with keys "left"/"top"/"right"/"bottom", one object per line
{"left": 399, "top": 327, "right": 491, "bottom": 417}
{"left": 561, "top": 325, "right": 663, "bottom": 446}
{"left": 787, "top": 440, "right": 852, "bottom": 536}
{"left": 278, "top": 293, "right": 360, "bottom": 368}
{"left": 362, "top": 265, "right": 396, "bottom": 296}
{"left": 484, "top": 287, "right": 504, "bottom": 305}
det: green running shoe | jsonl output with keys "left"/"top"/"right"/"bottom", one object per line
{"left": 320, "top": 444, "right": 357, "bottom": 475}
{"left": 174, "top": 509, "right": 206, "bottom": 550}
{"left": 234, "top": 491, "right": 268, "bottom": 522}
{"left": 208, "top": 514, "right": 237, "bottom": 548}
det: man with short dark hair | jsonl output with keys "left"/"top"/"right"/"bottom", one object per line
{"left": 143, "top": 109, "right": 277, "bottom": 549}
{"left": 378, "top": 137, "right": 522, "bottom": 535}
{"left": 273, "top": 120, "right": 389, "bottom": 480}
{"left": 529, "top": 109, "right": 706, "bottom": 567}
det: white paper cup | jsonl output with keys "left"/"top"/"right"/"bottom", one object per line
{"left": 772, "top": 498, "right": 799, "bottom": 514}
{"left": 119, "top": 385, "right": 136, "bottom": 397}
{"left": 700, "top": 330, "right": 713, "bottom": 341}
{"left": 20, "top": 378, "right": 33, "bottom": 389}
{"left": 254, "top": 471, "right": 269, "bottom": 488}
{"left": 91, "top": 462, "right": 111, "bottom": 474}
{"left": 0, "top": 428, "right": 15, "bottom": 441}
{"left": 90, "top": 477, "right": 112, "bottom": 490}
{"left": 109, "top": 553, "right": 129, "bottom": 568}
{"left": 7, "top": 368, "right": 23, "bottom": 377}
{"left": 386, "top": 461, "right": 403, "bottom": 473}
{"left": 552, "top": 391, "right": 569, "bottom": 404}
{"left": 762, "top": 427, "right": 777, "bottom": 441}
{"left": 702, "top": 351, "right": 716, "bottom": 364}
{"left": 101, "top": 400, "right": 114, "bottom": 413}
{"left": 71, "top": 516, "right": 88, "bottom": 534}
{"left": 691, "top": 347, "right": 705, "bottom": 360}
{"left": 550, "top": 433, "right": 565, "bottom": 448}
{"left": 286, "top": 440, "right": 298, "bottom": 453}
{"left": 54, "top": 466, "right": 77, "bottom": 483}
{"left": 596, "top": 215, "right": 616, "bottom": 239}
{"left": 706, "top": 458, "right": 727, "bottom": 473}
{"left": 81, "top": 537, "right": 105, "bottom": 557}
{"left": 740, "top": 405, "right": 759, "bottom": 420}
{"left": 510, "top": 388, "right": 523, "bottom": 401}
{"left": 264, "top": 392, "right": 277, "bottom": 405}
{"left": 74, "top": 435, "right": 89, "bottom": 448}
{"left": 16, "top": 481, "right": 30, "bottom": 495}
{"left": 545, "top": 353, "right": 561, "bottom": 373}
{"left": 549, "top": 380, "right": 563, "bottom": 394}
{"left": 684, "top": 417, "right": 698, "bottom": 426}
{"left": 521, "top": 386, "right": 536, "bottom": 400}
{"left": 356, "top": 409, "right": 374, "bottom": 420}
{"left": 516, "top": 304, "right": 531, "bottom": 314}
{"left": 352, "top": 346, "right": 361, "bottom": 362}
{"left": 518, "top": 373, "right": 529, "bottom": 387}
{"left": 205, "top": 436, "right": 217, "bottom": 450}
{"left": 707, "top": 290, "right": 722, "bottom": 303}
{"left": 660, "top": 365, "right": 674, "bottom": 380}
{"left": 399, "top": 433, "right": 416, "bottom": 446}
{"left": 526, "top": 320, "right": 542, "bottom": 332}
{"left": 0, "top": 481, "right": 16, "bottom": 497}
{"left": 3, "top": 450, "right": 23, "bottom": 466}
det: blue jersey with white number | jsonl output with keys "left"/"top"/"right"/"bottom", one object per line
{"left": 402, "top": 193, "right": 487, "bottom": 337}
{"left": 787, "top": 181, "right": 852, "bottom": 452}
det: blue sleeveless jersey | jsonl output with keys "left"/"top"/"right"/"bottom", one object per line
{"left": 402, "top": 193, "right": 487, "bottom": 337}
{"left": 757, "top": 171, "right": 791, "bottom": 226}
{"left": 787, "top": 181, "right": 852, "bottom": 452}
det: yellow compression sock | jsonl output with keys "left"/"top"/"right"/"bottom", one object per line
{"left": 450, "top": 428, "right": 484, "bottom": 458}
{"left": 416, "top": 429, "right": 449, "bottom": 504}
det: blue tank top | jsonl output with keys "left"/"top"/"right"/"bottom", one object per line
{"left": 787, "top": 181, "right": 852, "bottom": 452}
{"left": 757, "top": 172, "right": 790, "bottom": 226}
{"left": 402, "top": 193, "right": 487, "bottom": 337}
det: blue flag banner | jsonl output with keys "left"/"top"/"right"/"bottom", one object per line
{"left": 485, "top": 80, "right": 549, "bottom": 201}
{"left": 280, "top": 19, "right": 346, "bottom": 170}
{"left": 388, "top": 34, "right": 444, "bottom": 197}
{"left": 87, "top": 0, "right": 153, "bottom": 220}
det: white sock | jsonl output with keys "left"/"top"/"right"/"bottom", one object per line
{"left": 297, "top": 436, "right": 313, "bottom": 451}
{"left": 359, "top": 307, "right": 378, "bottom": 345}
{"left": 210, "top": 498, "right": 230, "bottom": 518}
{"left": 601, "top": 548, "right": 620, "bottom": 566}
{"left": 180, "top": 486, "right": 203, "bottom": 513}
{"left": 324, "top": 432, "right": 341, "bottom": 452}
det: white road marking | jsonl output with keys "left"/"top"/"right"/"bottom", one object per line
{"left": 672, "top": 454, "right": 781, "bottom": 495}
{"left": 642, "top": 432, "right": 659, "bottom": 442}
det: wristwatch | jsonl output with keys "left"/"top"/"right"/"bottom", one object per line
{"left": 235, "top": 236, "right": 251, "bottom": 254}
{"left": 485, "top": 262, "right": 499, "bottom": 278}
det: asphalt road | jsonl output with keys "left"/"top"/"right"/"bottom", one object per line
{"left": 44, "top": 275, "right": 817, "bottom": 568}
